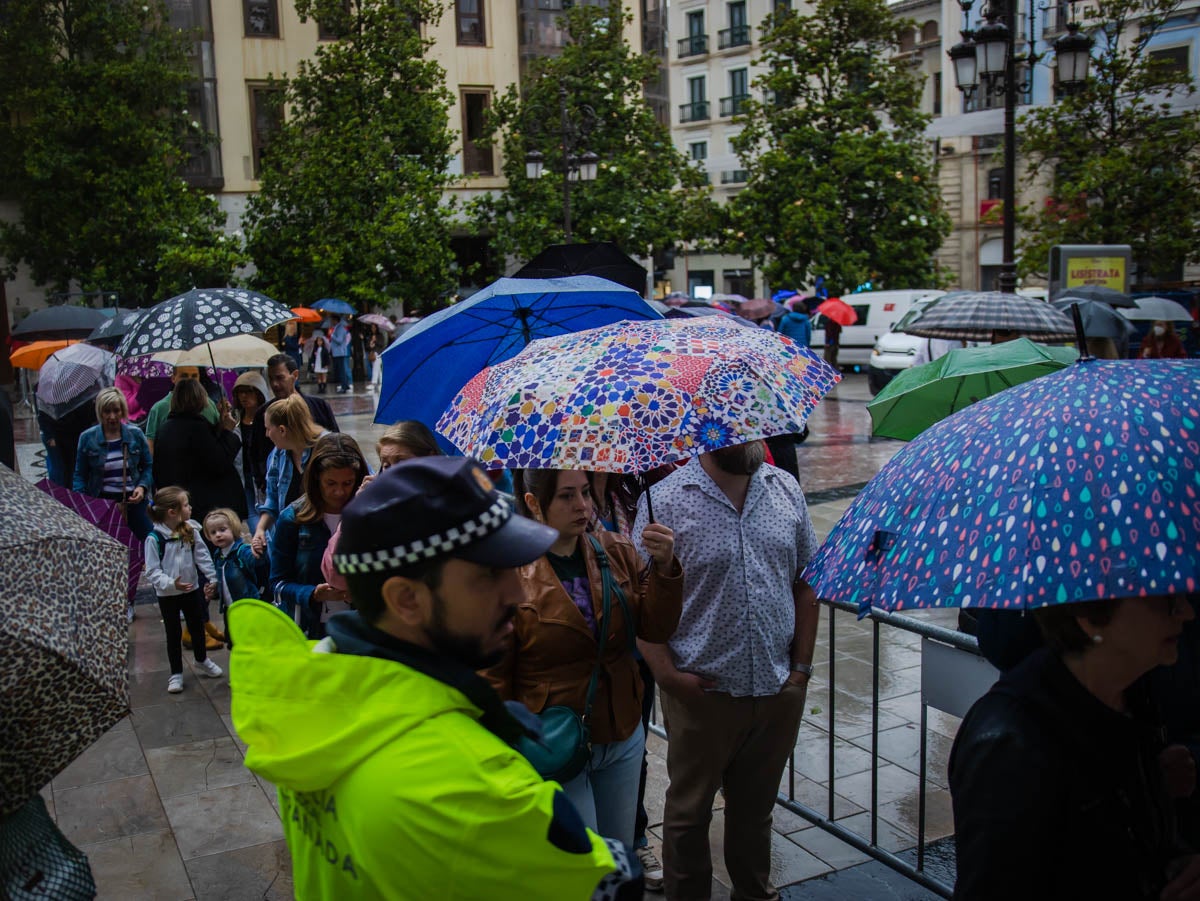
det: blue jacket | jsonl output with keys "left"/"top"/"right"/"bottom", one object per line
{"left": 214, "top": 539, "right": 263, "bottom": 611}
{"left": 330, "top": 322, "right": 351, "bottom": 358}
{"left": 258, "top": 444, "right": 316, "bottom": 523}
{"left": 778, "top": 312, "right": 812, "bottom": 348}
{"left": 73, "top": 423, "right": 153, "bottom": 497}
{"left": 269, "top": 502, "right": 331, "bottom": 625}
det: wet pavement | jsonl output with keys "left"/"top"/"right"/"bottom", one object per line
{"left": 13, "top": 373, "right": 963, "bottom": 899}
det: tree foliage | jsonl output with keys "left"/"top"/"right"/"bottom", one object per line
{"left": 1017, "top": 0, "right": 1200, "bottom": 280}
{"left": 471, "top": 0, "right": 717, "bottom": 263}
{"left": 243, "top": 0, "right": 456, "bottom": 313}
{"left": 0, "top": 0, "right": 241, "bottom": 306}
{"left": 727, "top": 0, "right": 951, "bottom": 293}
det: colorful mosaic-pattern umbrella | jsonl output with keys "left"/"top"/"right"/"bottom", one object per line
{"left": 438, "top": 318, "right": 841, "bottom": 473}
{"left": 805, "top": 359, "right": 1200, "bottom": 614}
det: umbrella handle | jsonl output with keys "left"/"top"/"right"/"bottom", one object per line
{"left": 641, "top": 474, "right": 656, "bottom": 524}
{"left": 1070, "top": 303, "right": 1092, "bottom": 361}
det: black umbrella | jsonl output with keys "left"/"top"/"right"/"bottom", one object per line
{"left": 115, "top": 288, "right": 292, "bottom": 358}
{"left": 86, "top": 308, "right": 146, "bottom": 346}
{"left": 1050, "top": 284, "right": 1136, "bottom": 308}
{"left": 513, "top": 242, "right": 648, "bottom": 296}
{"left": 1050, "top": 299, "right": 1136, "bottom": 339}
{"left": 10, "top": 306, "right": 108, "bottom": 341}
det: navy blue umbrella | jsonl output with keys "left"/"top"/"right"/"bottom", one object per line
{"left": 311, "top": 298, "right": 356, "bottom": 316}
{"left": 375, "top": 276, "right": 662, "bottom": 449}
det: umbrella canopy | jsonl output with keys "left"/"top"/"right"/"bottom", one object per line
{"left": 867, "top": 338, "right": 1079, "bottom": 441}
{"left": 36, "top": 479, "right": 143, "bottom": 602}
{"left": 663, "top": 291, "right": 691, "bottom": 307}
{"left": 513, "top": 242, "right": 649, "bottom": 296}
{"left": 35, "top": 343, "right": 118, "bottom": 420}
{"left": 151, "top": 333, "right": 278, "bottom": 369}
{"left": 115, "top": 288, "right": 292, "bottom": 358}
{"left": 665, "top": 305, "right": 754, "bottom": 326}
{"left": 708, "top": 293, "right": 749, "bottom": 306}
{"left": 815, "top": 298, "right": 859, "bottom": 327}
{"left": 1050, "top": 299, "right": 1138, "bottom": 340}
{"left": 358, "top": 313, "right": 395, "bottom": 331}
{"left": 737, "top": 298, "right": 776, "bottom": 323}
{"left": 375, "top": 276, "right": 663, "bottom": 445}
{"left": 1050, "top": 285, "right": 1136, "bottom": 308}
{"left": 899, "top": 291, "right": 1075, "bottom": 341}
{"left": 438, "top": 317, "right": 841, "bottom": 474}
{"left": 311, "top": 298, "right": 356, "bottom": 316}
{"left": 9, "top": 340, "right": 80, "bottom": 370}
{"left": 1121, "top": 296, "right": 1194, "bottom": 323}
{"left": 290, "top": 307, "right": 324, "bottom": 324}
{"left": 1, "top": 468, "right": 129, "bottom": 816}
{"left": 806, "top": 359, "right": 1200, "bottom": 614}
{"left": 11, "top": 306, "right": 109, "bottom": 341}
{"left": 86, "top": 308, "right": 146, "bottom": 345}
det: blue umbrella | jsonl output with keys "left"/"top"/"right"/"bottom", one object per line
{"left": 311, "top": 298, "right": 356, "bottom": 316}
{"left": 374, "top": 276, "right": 662, "bottom": 447}
{"left": 805, "top": 359, "right": 1200, "bottom": 614}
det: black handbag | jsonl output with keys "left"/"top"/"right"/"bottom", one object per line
{"left": 517, "top": 535, "right": 636, "bottom": 783}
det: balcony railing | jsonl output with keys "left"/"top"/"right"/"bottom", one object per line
{"left": 719, "top": 94, "right": 751, "bottom": 117}
{"left": 677, "top": 34, "right": 709, "bottom": 57}
{"left": 718, "top": 24, "right": 751, "bottom": 49}
{"left": 720, "top": 169, "right": 749, "bottom": 184}
{"left": 679, "top": 100, "right": 710, "bottom": 123}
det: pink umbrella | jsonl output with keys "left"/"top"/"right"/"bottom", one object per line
{"left": 35, "top": 480, "right": 142, "bottom": 604}
{"left": 358, "top": 313, "right": 396, "bottom": 331}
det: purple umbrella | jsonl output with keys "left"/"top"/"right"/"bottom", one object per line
{"left": 35, "top": 480, "right": 142, "bottom": 603}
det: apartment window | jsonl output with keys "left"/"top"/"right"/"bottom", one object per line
{"left": 689, "top": 76, "right": 706, "bottom": 105}
{"left": 689, "top": 141, "right": 708, "bottom": 161}
{"left": 987, "top": 167, "right": 1004, "bottom": 200}
{"left": 688, "top": 10, "right": 705, "bottom": 37}
{"left": 461, "top": 90, "right": 494, "bottom": 175}
{"left": 688, "top": 270, "right": 715, "bottom": 296}
{"left": 244, "top": 0, "right": 278, "bottom": 37}
{"left": 457, "top": 0, "right": 486, "bottom": 45}
{"left": 921, "top": 20, "right": 939, "bottom": 43}
{"left": 933, "top": 71, "right": 942, "bottom": 115}
{"left": 249, "top": 85, "right": 284, "bottom": 179}
{"left": 681, "top": 75, "right": 709, "bottom": 122}
{"left": 730, "top": 68, "right": 748, "bottom": 97}
{"left": 728, "top": 1, "right": 746, "bottom": 30}
{"left": 1149, "top": 45, "right": 1191, "bottom": 79}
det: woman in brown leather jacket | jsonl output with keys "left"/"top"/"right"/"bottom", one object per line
{"left": 485, "top": 469, "right": 683, "bottom": 847}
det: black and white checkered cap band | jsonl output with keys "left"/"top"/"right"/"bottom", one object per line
{"left": 333, "top": 497, "right": 512, "bottom": 574}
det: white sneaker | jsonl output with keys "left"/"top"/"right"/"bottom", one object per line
{"left": 636, "top": 844, "right": 664, "bottom": 892}
{"left": 198, "top": 658, "right": 223, "bottom": 678}
{"left": 167, "top": 674, "right": 184, "bottom": 693}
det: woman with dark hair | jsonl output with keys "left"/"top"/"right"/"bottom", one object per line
{"left": 152, "top": 379, "right": 246, "bottom": 524}
{"left": 269, "top": 433, "right": 368, "bottom": 639}
{"left": 1140, "top": 320, "right": 1187, "bottom": 359}
{"left": 950, "top": 593, "right": 1200, "bottom": 900}
{"left": 484, "top": 468, "right": 683, "bottom": 848}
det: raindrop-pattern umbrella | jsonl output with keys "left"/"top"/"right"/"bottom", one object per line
{"left": 806, "top": 359, "right": 1200, "bottom": 614}
{"left": 899, "top": 291, "right": 1075, "bottom": 341}
{"left": 438, "top": 317, "right": 841, "bottom": 473}
{"left": 115, "top": 288, "right": 292, "bottom": 357}
{"left": 1, "top": 468, "right": 128, "bottom": 816}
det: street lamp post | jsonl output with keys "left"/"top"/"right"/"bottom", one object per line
{"left": 525, "top": 83, "right": 599, "bottom": 244}
{"left": 948, "top": 0, "right": 1093, "bottom": 292}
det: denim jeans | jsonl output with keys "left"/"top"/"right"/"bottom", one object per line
{"left": 334, "top": 355, "right": 351, "bottom": 390}
{"left": 561, "top": 725, "right": 645, "bottom": 847}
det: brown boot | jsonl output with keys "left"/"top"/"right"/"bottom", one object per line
{"left": 204, "top": 634, "right": 223, "bottom": 651}
{"left": 205, "top": 622, "right": 227, "bottom": 644}
{"left": 181, "top": 627, "right": 193, "bottom": 650}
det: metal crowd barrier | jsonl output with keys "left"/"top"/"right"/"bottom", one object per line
{"left": 649, "top": 597, "right": 1001, "bottom": 899}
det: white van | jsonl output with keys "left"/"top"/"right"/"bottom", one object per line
{"left": 810, "top": 290, "right": 946, "bottom": 371}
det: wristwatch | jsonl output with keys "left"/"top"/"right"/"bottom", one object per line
{"left": 790, "top": 663, "right": 814, "bottom": 677}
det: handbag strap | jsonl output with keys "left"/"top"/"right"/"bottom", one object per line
{"left": 581, "top": 534, "right": 637, "bottom": 725}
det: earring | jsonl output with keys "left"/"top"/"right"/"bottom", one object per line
{"left": 1091, "top": 634, "right": 1103, "bottom": 645}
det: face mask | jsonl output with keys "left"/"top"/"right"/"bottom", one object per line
{"left": 1154, "top": 326, "right": 1166, "bottom": 337}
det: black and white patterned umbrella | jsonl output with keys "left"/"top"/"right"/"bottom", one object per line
{"left": 899, "top": 291, "right": 1076, "bottom": 342}
{"left": 115, "top": 288, "right": 292, "bottom": 358}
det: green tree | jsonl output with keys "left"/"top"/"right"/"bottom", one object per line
{"left": 243, "top": 0, "right": 456, "bottom": 314}
{"left": 1017, "top": 0, "right": 1200, "bottom": 280}
{"left": 0, "top": 0, "right": 241, "bottom": 306}
{"left": 472, "top": 0, "right": 717, "bottom": 263}
{"left": 727, "top": 0, "right": 950, "bottom": 294}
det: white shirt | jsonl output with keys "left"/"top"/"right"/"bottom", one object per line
{"left": 633, "top": 457, "right": 818, "bottom": 697}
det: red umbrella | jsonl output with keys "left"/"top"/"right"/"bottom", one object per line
{"left": 816, "top": 297, "right": 858, "bottom": 327}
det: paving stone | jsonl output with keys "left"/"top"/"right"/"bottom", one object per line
{"left": 781, "top": 859, "right": 943, "bottom": 900}
{"left": 185, "top": 839, "right": 293, "bottom": 900}
{"left": 53, "top": 717, "right": 147, "bottom": 790}
{"left": 80, "top": 829, "right": 192, "bottom": 901}
{"left": 55, "top": 774, "right": 170, "bottom": 845}
{"left": 145, "top": 737, "right": 253, "bottom": 799}
{"left": 162, "top": 781, "right": 283, "bottom": 860}
{"left": 131, "top": 699, "right": 229, "bottom": 751}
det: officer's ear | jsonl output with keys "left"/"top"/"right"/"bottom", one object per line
{"left": 379, "top": 575, "right": 430, "bottom": 627}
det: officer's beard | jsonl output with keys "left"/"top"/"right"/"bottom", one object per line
{"left": 424, "top": 589, "right": 514, "bottom": 670}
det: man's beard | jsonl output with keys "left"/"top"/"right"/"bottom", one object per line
{"left": 711, "top": 440, "right": 766, "bottom": 475}
{"left": 424, "top": 588, "right": 513, "bottom": 670}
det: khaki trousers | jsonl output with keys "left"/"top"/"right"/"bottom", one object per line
{"left": 660, "top": 684, "right": 806, "bottom": 901}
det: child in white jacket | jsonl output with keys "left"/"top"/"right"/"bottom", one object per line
{"left": 145, "top": 486, "right": 222, "bottom": 694}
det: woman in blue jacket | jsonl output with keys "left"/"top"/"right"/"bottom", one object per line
{"left": 74, "top": 387, "right": 154, "bottom": 540}
{"left": 269, "top": 433, "right": 368, "bottom": 639}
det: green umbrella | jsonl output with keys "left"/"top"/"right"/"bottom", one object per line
{"left": 868, "top": 338, "right": 1079, "bottom": 440}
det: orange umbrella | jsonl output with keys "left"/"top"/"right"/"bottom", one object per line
{"left": 815, "top": 297, "right": 858, "bottom": 327}
{"left": 9, "top": 340, "right": 81, "bottom": 370}
{"left": 290, "top": 307, "right": 323, "bottom": 324}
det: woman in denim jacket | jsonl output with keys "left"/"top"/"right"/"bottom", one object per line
{"left": 74, "top": 387, "right": 154, "bottom": 540}
{"left": 250, "top": 395, "right": 328, "bottom": 558}
{"left": 270, "top": 434, "right": 367, "bottom": 639}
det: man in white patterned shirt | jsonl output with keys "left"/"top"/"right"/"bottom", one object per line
{"left": 634, "top": 439, "right": 820, "bottom": 900}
